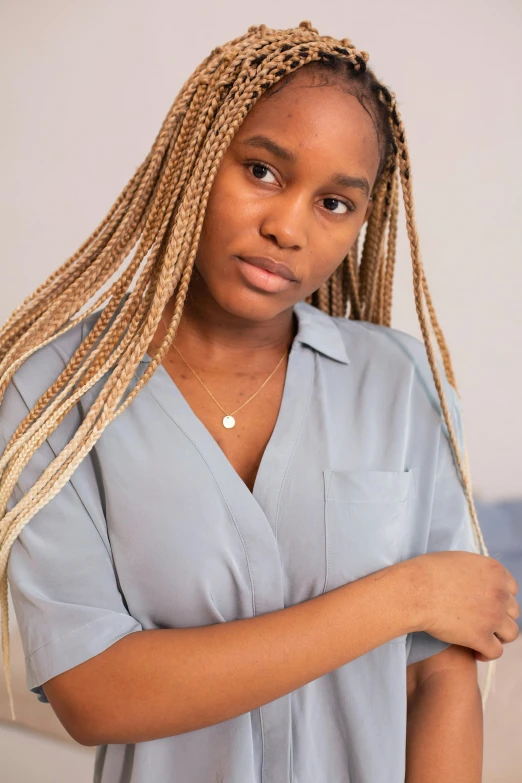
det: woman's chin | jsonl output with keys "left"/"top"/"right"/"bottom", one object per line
{"left": 215, "top": 287, "right": 297, "bottom": 322}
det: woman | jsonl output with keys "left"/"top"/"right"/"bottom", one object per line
{"left": 0, "top": 20, "right": 519, "bottom": 783}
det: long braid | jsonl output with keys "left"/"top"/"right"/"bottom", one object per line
{"left": 330, "top": 264, "right": 345, "bottom": 318}
{"left": 346, "top": 237, "right": 362, "bottom": 319}
{"left": 366, "top": 160, "right": 397, "bottom": 323}
{"left": 357, "top": 178, "right": 386, "bottom": 316}
{"left": 0, "top": 20, "right": 494, "bottom": 719}
{"left": 381, "top": 166, "right": 400, "bottom": 326}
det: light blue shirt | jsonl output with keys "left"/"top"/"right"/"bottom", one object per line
{"left": 2, "top": 294, "right": 478, "bottom": 782}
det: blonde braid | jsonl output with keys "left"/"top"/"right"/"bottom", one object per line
{"left": 357, "top": 177, "right": 386, "bottom": 315}
{"left": 366, "top": 166, "right": 396, "bottom": 323}
{"left": 330, "top": 264, "right": 345, "bottom": 318}
{"left": 0, "top": 20, "right": 495, "bottom": 719}
{"left": 346, "top": 237, "right": 362, "bottom": 319}
{"left": 381, "top": 166, "right": 400, "bottom": 326}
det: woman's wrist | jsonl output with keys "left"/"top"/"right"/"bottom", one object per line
{"left": 379, "top": 559, "right": 427, "bottom": 636}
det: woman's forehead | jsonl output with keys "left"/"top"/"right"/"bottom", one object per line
{"left": 241, "top": 68, "right": 377, "bottom": 138}
{"left": 233, "top": 78, "right": 380, "bottom": 182}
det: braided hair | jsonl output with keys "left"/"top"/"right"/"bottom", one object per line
{"left": 0, "top": 20, "right": 494, "bottom": 719}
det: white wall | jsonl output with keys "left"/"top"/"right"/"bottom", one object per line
{"left": 1, "top": 0, "right": 521, "bottom": 500}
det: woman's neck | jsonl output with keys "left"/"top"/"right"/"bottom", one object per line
{"left": 153, "top": 288, "right": 298, "bottom": 372}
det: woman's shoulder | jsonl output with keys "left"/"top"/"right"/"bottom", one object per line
{"left": 330, "top": 314, "right": 460, "bottom": 417}
{"left": 0, "top": 307, "right": 104, "bottom": 442}
{"left": 5, "top": 310, "right": 100, "bottom": 409}
{"left": 331, "top": 314, "right": 430, "bottom": 367}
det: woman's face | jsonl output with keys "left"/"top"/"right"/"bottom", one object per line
{"left": 191, "top": 66, "right": 381, "bottom": 322}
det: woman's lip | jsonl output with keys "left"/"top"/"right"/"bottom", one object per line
{"left": 235, "top": 256, "right": 296, "bottom": 293}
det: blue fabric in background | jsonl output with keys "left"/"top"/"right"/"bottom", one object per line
{"left": 475, "top": 498, "right": 522, "bottom": 629}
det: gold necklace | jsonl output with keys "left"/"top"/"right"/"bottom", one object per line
{"left": 161, "top": 314, "right": 288, "bottom": 429}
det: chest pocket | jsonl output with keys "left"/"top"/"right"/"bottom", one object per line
{"left": 323, "top": 468, "right": 413, "bottom": 593}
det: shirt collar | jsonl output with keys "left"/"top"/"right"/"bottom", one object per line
{"left": 293, "top": 301, "right": 350, "bottom": 365}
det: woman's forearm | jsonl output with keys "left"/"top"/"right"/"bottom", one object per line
{"left": 46, "top": 561, "right": 416, "bottom": 746}
{"left": 405, "top": 671, "right": 483, "bottom": 782}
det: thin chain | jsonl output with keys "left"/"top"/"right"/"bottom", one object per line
{"left": 161, "top": 314, "right": 288, "bottom": 417}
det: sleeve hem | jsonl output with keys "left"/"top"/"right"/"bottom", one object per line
{"left": 406, "top": 631, "right": 452, "bottom": 665}
{"left": 25, "top": 612, "right": 143, "bottom": 693}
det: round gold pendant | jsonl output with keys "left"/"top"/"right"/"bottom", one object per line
{"left": 223, "top": 415, "right": 236, "bottom": 428}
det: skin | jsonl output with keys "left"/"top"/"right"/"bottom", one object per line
{"left": 155, "top": 65, "right": 378, "bottom": 369}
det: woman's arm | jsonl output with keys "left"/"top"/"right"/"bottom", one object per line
{"left": 44, "top": 562, "right": 415, "bottom": 746}
{"left": 405, "top": 644, "right": 483, "bottom": 782}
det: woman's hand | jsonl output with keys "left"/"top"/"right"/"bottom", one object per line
{"left": 403, "top": 551, "right": 520, "bottom": 661}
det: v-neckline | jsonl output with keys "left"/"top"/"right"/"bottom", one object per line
{"left": 142, "top": 339, "right": 296, "bottom": 498}
{"left": 137, "top": 330, "right": 315, "bottom": 530}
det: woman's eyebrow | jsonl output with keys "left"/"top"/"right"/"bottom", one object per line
{"left": 238, "top": 134, "right": 370, "bottom": 197}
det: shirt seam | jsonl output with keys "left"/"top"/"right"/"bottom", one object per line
{"left": 274, "top": 347, "right": 315, "bottom": 540}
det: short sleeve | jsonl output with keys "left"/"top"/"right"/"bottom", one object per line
{"left": 1, "top": 378, "right": 142, "bottom": 704}
{"left": 406, "top": 384, "right": 479, "bottom": 666}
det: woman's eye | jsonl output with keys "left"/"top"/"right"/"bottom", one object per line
{"left": 322, "top": 197, "right": 355, "bottom": 215}
{"left": 249, "top": 162, "right": 278, "bottom": 184}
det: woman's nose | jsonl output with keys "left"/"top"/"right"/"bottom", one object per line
{"left": 259, "top": 195, "right": 308, "bottom": 249}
